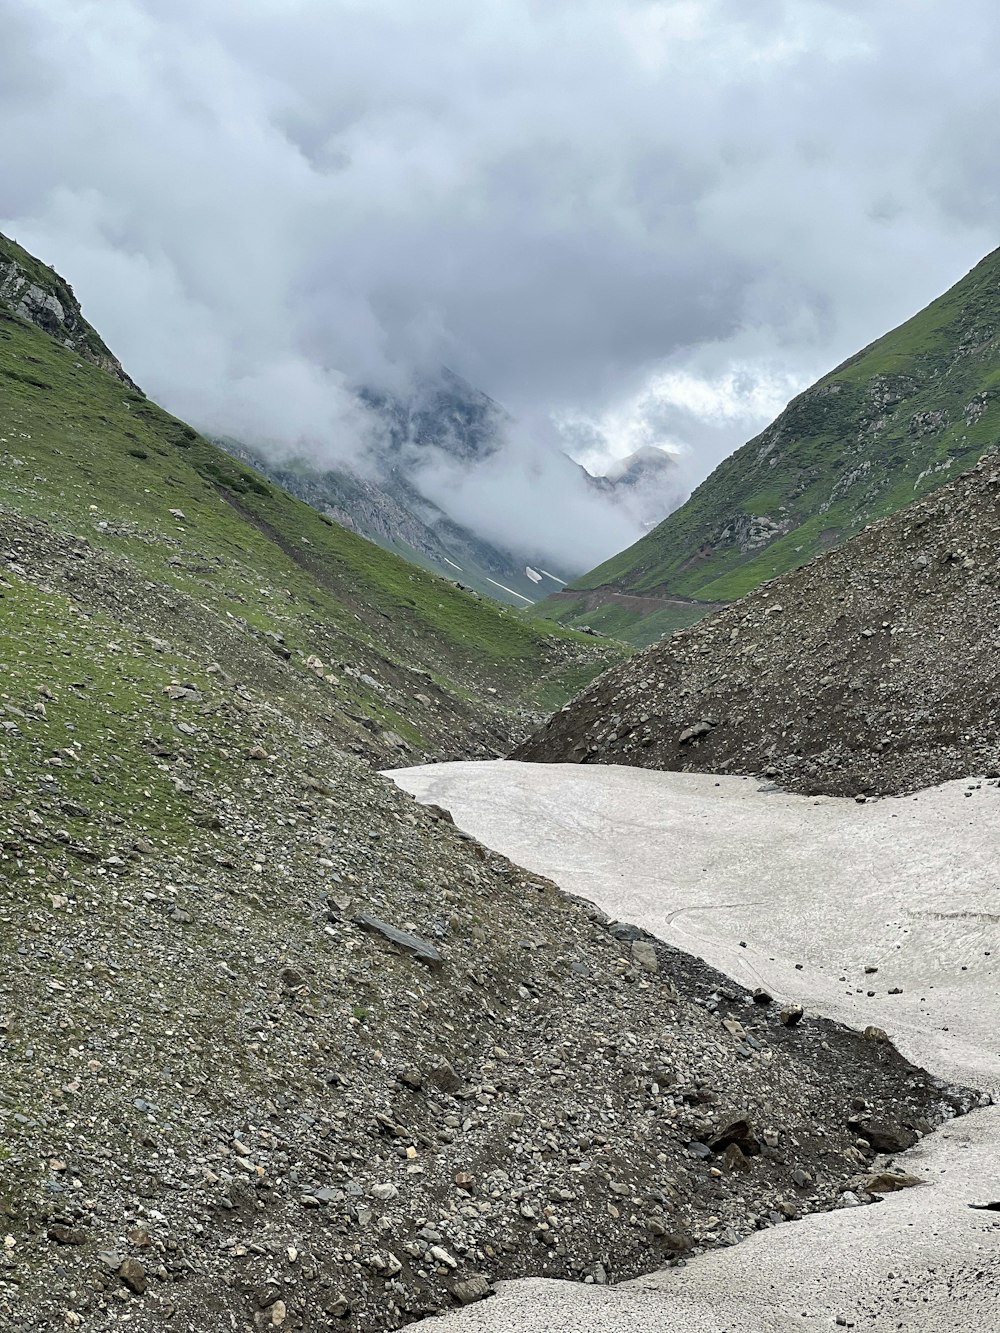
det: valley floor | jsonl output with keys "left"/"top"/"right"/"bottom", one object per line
{"left": 389, "top": 762, "right": 1000, "bottom": 1332}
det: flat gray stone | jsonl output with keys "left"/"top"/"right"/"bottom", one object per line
{"left": 353, "top": 912, "right": 443, "bottom": 967}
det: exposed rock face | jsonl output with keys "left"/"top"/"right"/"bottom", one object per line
{"left": 515, "top": 450, "right": 1000, "bottom": 797}
{"left": 0, "top": 232, "right": 140, "bottom": 389}
{"left": 717, "top": 511, "right": 794, "bottom": 554}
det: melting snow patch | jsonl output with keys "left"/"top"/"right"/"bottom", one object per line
{"left": 486, "top": 578, "right": 534, "bottom": 604}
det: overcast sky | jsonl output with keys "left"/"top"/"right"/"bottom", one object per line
{"left": 3, "top": 0, "right": 999, "bottom": 562}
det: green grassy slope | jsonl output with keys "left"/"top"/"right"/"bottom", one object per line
{"left": 216, "top": 439, "right": 557, "bottom": 608}
{"left": 537, "top": 247, "right": 1000, "bottom": 642}
{"left": 540, "top": 592, "right": 714, "bottom": 648}
{"left": 0, "top": 248, "right": 622, "bottom": 763}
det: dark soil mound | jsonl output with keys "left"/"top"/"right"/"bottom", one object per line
{"left": 515, "top": 452, "right": 1000, "bottom": 797}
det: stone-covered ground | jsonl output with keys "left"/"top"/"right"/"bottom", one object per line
{"left": 0, "top": 544, "right": 983, "bottom": 1332}
{"left": 516, "top": 452, "right": 1000, "bottom": 797}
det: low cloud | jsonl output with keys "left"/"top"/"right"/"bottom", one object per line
{"left": 413, "top": 420, "right": 646, "bottom": 574}
{"left": 3, "top": 0, "right": 1000, "bottom": 550}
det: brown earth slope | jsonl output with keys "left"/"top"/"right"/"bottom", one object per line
{"left": 515, "top": 452, "right": 1000, "bottom": 797}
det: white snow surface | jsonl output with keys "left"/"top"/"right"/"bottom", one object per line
{"left": 484, "top": 577, "right": 534, "bottom": 604}
{"left": 387, "top": 761, "right": 1000, "bottom": 1333}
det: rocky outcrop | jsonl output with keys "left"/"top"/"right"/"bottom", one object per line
{"left": 0, "top": 233, "right": 140, "bottom": 389}
{"left": 717, "top": 511, "right": 793, "bottom": 554}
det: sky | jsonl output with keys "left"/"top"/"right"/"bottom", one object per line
{"left": 2, "top": 0, "right": 999, "bottom": 570}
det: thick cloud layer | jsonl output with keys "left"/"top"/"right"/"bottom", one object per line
{"left": 2, "top": 1, "right": 999, "bottom": 565}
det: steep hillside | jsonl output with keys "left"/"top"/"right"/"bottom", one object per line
{"left": 217, "top": 397, "right": 675, "bottom": 615}
{"left": 1, "top": 559, "right": 978, "bottom": 1331}
{"left": 219, "top": 438, "right": 568, "bottom": 608}
{"left": 538, "top": 248, "right": 1000, "bottom": 644}
{"left": 217, "top": 377, "right": 679, "bottom": 614}
{"left": 516, "top": 450, "right": 1000, "bottom": 797}
{"left": 219, "top": 366, "right": 563, "bottom": 609}
{"left": 0, "top": 241, "right": 621, "bottom": 766}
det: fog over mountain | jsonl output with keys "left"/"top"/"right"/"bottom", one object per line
{"left": 3, "top": 0, "right": 999, "bottom": 566}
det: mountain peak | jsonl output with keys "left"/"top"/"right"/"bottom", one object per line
{"left": 602, "top": 444, "right": 679, "bottom": 485}
{"left": 359, "top": 366, "right": 505, "bottom": 465}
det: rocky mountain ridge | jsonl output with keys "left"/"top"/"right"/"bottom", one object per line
{"left": 0, "top": 233, "right": 139, "bottom": 390}
{"left": 218, "top": 396, "right": 677, "bottom": 612}
{"left": 582, "top": 445, "right": 682, "bottom": 534}
{"left": 219, "top": 435, "right": 570, "bottom": 610}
